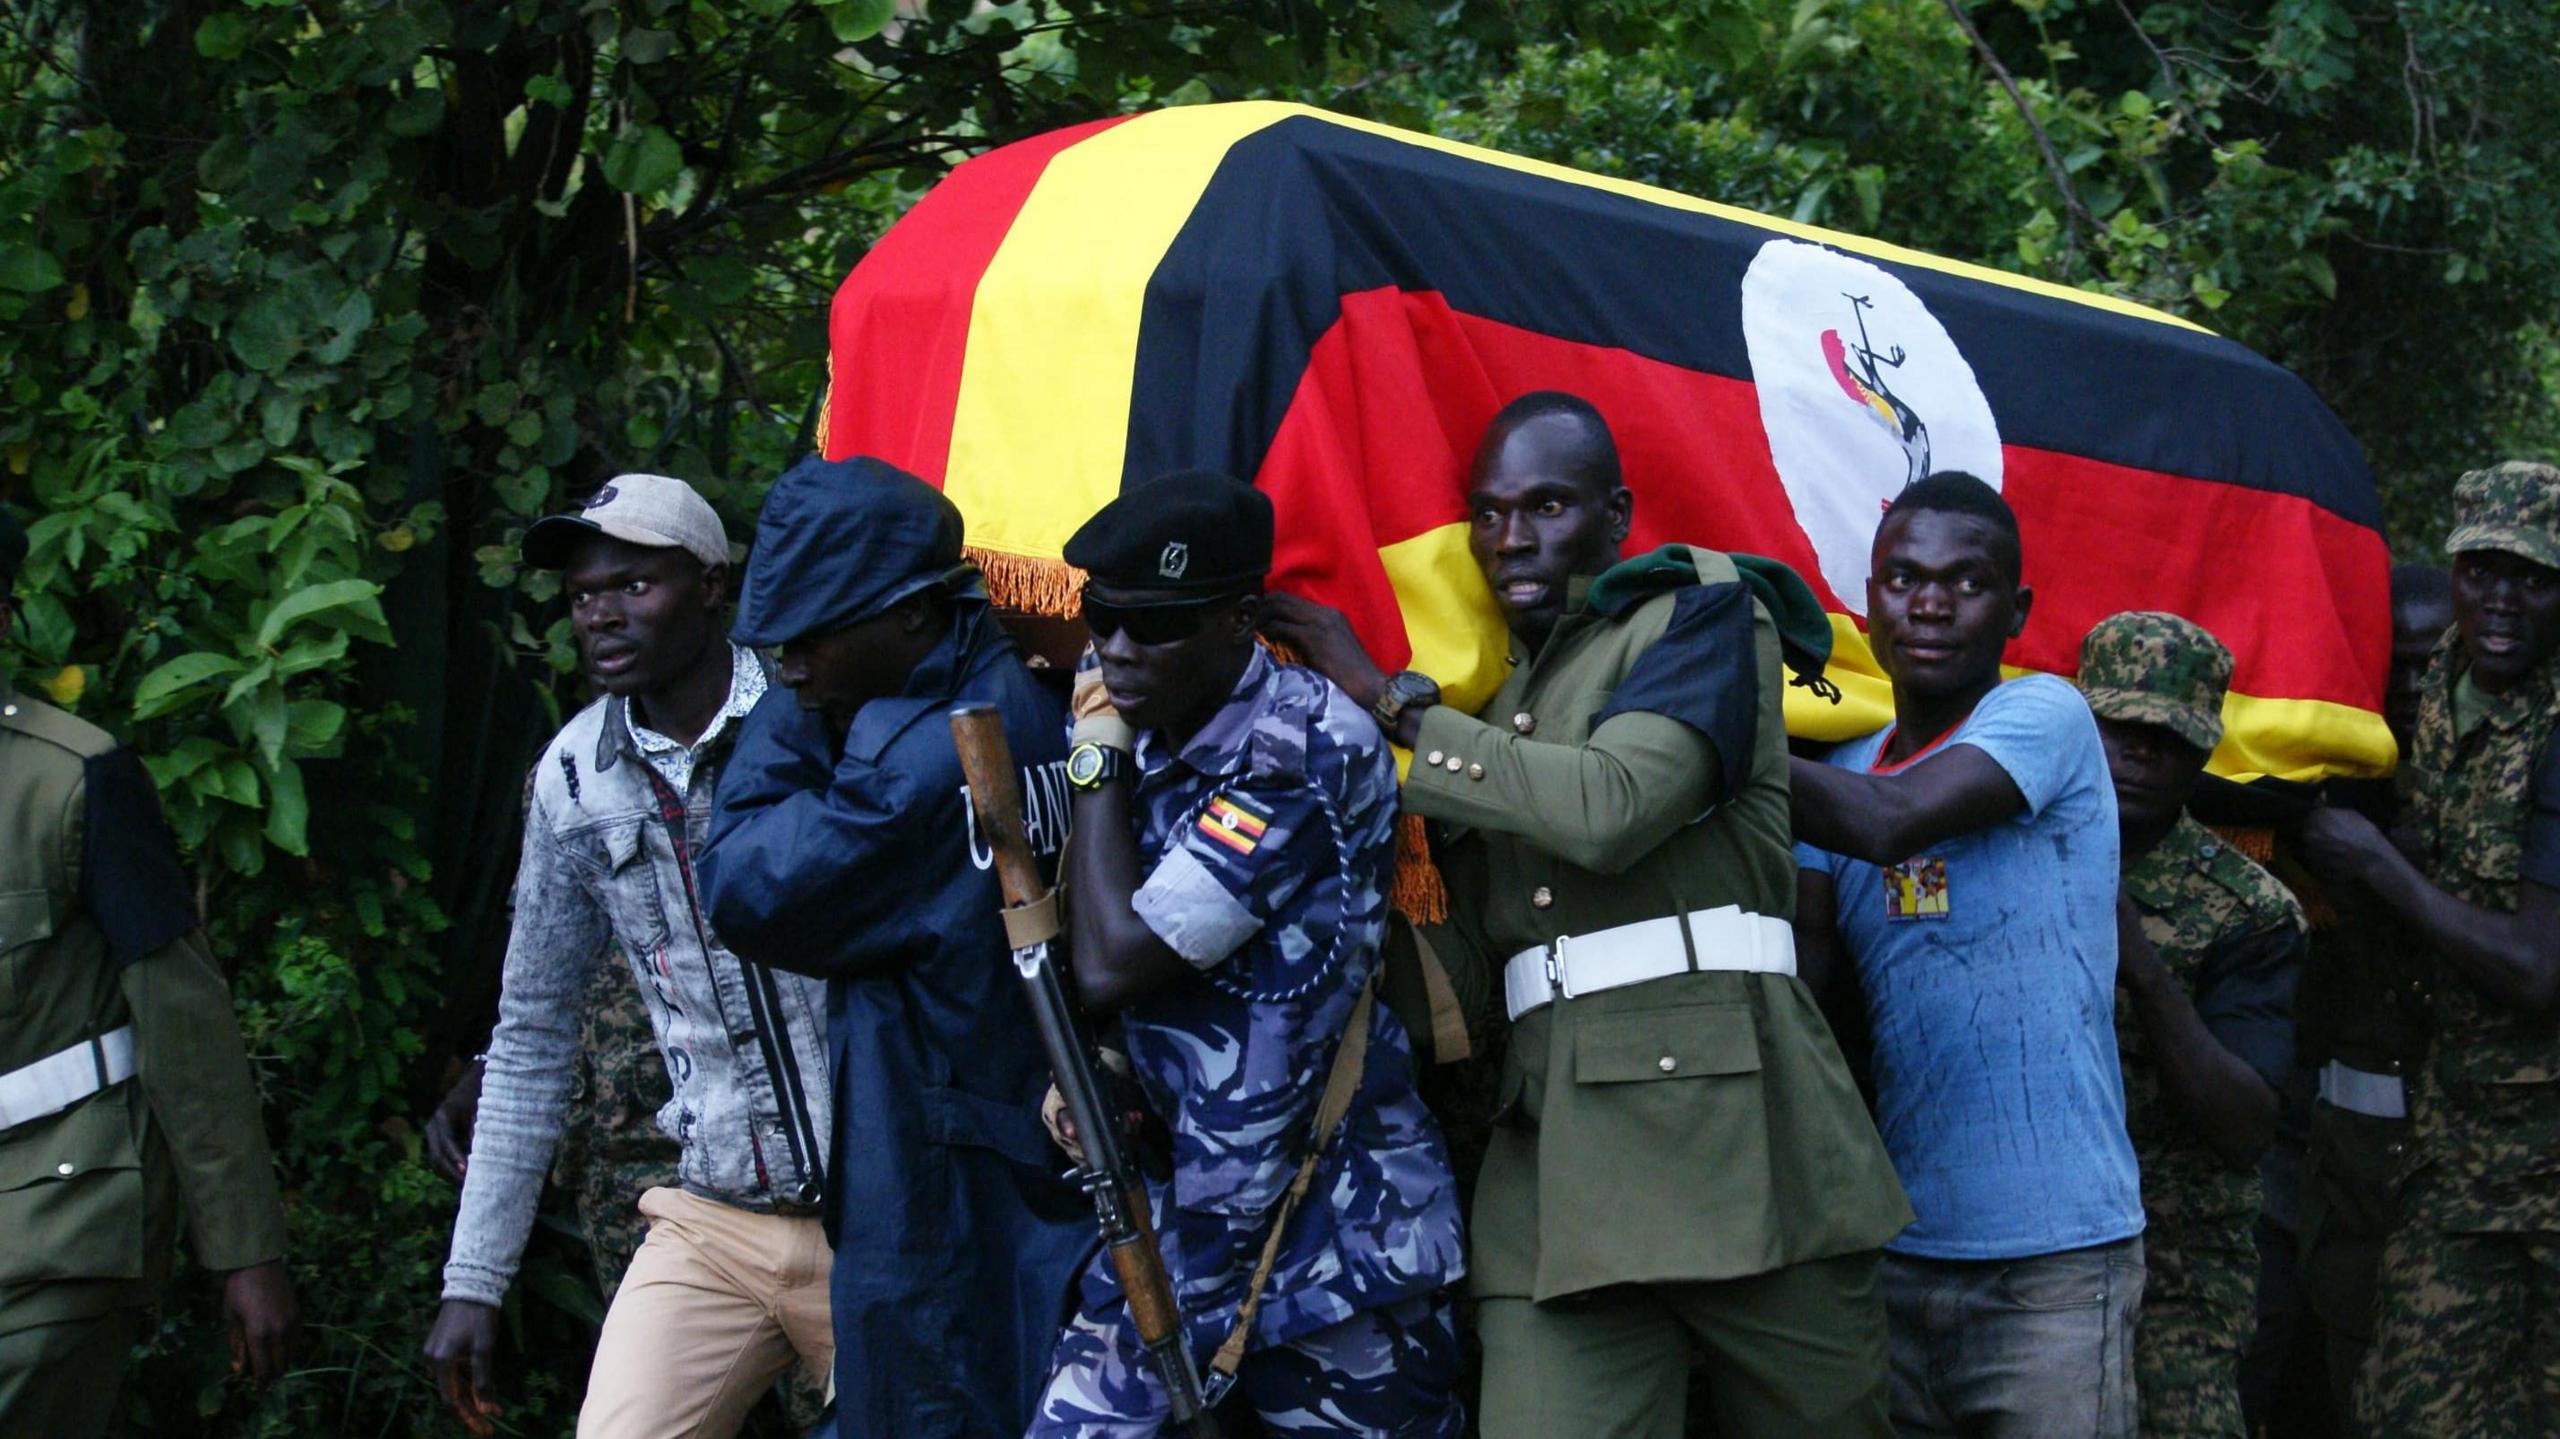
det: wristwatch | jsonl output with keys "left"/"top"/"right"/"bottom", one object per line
{"left": 1065, "top": 739, "right": 1126, "bottom": 791}
{"left": 1370, "top": 669, "right": 1442, "bottom": 732}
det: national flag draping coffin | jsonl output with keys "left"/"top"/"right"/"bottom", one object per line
{"left": 820, "top": 100, "right": 2391, "bottom": 782}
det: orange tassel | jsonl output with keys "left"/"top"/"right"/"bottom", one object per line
{"left": 2206, "top": 824, "right": 2276, "bottom": 865}
{"left": 2206, "top": 823, "right": 2337, "bottom": 927}
{"left": 967, "top": 549, "right": 1451, "bottom": 920}
{"left": 1391, "top": 812, "right": 1449, "bottom": 924}
{"left": 968, "top": 547, "right": 1084, "bottom": 618}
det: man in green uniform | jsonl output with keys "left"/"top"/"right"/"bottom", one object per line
{"left": 1267, "top": 390, "right": 1911, "bottom": 1439}
{"left": 2079, "top": 612, "right": 2307, "bottom": 1438}
{"left": 2286, "top": 564, "right": 2449, "bottom": 1431}
{"left": 2295, "top": 461, "right": 2560, "bottom": 1437}
{"left": 0, "top": 507, "right": 300, "bottom": 1433}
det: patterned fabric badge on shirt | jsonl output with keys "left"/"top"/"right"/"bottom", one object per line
{"left": 1196, "top": 788, "right": 1275, "bottom": 858}
{"left": 1883, "top": 856, "right": 1951, "bottom": 920}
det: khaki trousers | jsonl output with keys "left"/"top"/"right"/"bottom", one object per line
{"left": 579, "top": 1186, "right": 834, "bottom": 1439}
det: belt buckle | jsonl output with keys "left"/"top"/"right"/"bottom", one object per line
{"left": 1548, "top": 934, "right": 1572, "bottom": 1001}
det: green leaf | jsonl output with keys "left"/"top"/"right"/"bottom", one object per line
{"left": 689, "top": 255, "right": 752, "bottom": 304}
{"left": 524, "top": 72, "right": 576, "bottom": 107}
{"left": 275, "top": 630, "right": 351, "bottom": 677}
{"left": 256, "top": 578, "right": 385, "bottom": 647}
{"left": 824, "top": 0, "right": 896, "bottom": 43}
{"left": 220, "top": 657, "right": 278, "bottom": 709}
{"left": 263, "top": 758, "right": 309, "bottom": 853}
{"left": 240, "top": 686, "right": 289, "bottom": 767}
{"left": 385, "top": 86, "right": 444, "bottom": 138}
{"left": 286, "top": 699, "right": 347, "bottom": 751}
{"left": 0, "top": 246, "right": 66, "bottom": 293}
{"left": 621, "top": 28, "right": 676, "bottom": 64}
{"left": 133, "top": 652, "right": 249, "bottom": 716}
{"left": 2298, "top": 252, "right": 2337, "bottom": 300}
{"left": 213, "top": 757, "right": 262, "bottom": 807}
{"left": 601, "top": 124, "right": 683, "bottom": 196}
{"left": 195, "top": 13, "right": 251, "bottom": 61}
{"left": 229, "top": 296, "right": 303, "bottom": 371}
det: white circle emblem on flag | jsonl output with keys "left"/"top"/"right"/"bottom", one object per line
{"left": 1740, "top": 239, "right": 2002, "bottom": 615}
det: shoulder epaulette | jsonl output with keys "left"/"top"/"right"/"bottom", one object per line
{"left": 0, "top": 690, "right": 117, "bottom": 760}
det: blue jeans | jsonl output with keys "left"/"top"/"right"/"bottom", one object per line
{"left": 1882, "top": 1236, "right": 2145, "bottom": 1438}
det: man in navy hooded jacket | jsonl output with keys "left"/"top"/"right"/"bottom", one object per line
{"left": 698, "top": 455, "right": 1090, "bottom": 1438}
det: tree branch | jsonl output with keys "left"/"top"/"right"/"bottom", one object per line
{"left": 1940, "top": 0, "right": 2096, "bottom": 275}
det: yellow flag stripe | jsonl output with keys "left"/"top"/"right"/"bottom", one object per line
{"left": 944, "top": 103, "right": 1299, "bottom": 564}
{"left": 941, "top": 103, "right": 2214, "bottom": 571}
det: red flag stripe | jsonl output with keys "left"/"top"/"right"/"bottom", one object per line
{"left": 822, "top": 115, "right": 1133, "bottom": 478}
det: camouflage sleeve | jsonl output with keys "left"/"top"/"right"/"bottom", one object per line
{"left": 2192, "top": 921, "right": 2305, "bottom": 1091}
{"left": 2521, "top": 728, "right": 2560, "bottom": 890}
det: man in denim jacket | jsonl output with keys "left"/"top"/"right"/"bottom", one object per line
{"left": 425, "top": 475, "right": 834, "bottom": 1439}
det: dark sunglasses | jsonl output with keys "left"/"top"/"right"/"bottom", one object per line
{"left": 1080, "top": 588, "right": 1237, "bottom": 645}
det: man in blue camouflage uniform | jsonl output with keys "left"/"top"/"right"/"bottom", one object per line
{"left": 1029, "top": 471, "right": 1466, "bottom": 1437}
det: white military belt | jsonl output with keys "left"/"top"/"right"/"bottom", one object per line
{"left": 0, "top": 1026, "right": 137, "bottom": 1133}
{"left": 2318, "top": 1060, "right": 2407, "bottom": 1120}
{"left": 1505, "top": 906, "right": 1796, "bottom": 1021}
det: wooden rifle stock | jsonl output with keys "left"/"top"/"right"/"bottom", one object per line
{"left": 948, "top": 705, "right": 1220, "bottom": 1437}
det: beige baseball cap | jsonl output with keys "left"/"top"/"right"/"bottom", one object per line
{"left": 521, "top": 473, "right": 730, "bottom": 572}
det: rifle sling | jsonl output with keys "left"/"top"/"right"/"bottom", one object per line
{"left": 1207, "top": 977, "right": 1376, "bottom": 1386}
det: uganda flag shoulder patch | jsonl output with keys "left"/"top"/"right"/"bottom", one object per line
{"left": 1198, "top": 790, "right": 1274, "bottom": 857}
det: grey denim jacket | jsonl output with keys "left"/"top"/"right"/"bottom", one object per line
{"left": 442, "top": 673, "right": 831, "bottom": 1307}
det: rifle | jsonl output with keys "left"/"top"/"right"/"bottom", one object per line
{"left": 948, "top": 704, "right": 1220, "bottom": 1438}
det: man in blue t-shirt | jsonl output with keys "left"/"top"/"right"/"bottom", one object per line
{"left": 1792, "top": 472, "right": 2145, "bottom": 1438}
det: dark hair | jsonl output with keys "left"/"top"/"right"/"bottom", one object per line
{"left": 1881, "top": 470, "right": 2022, "bottom": 585}
{"left": 1484, "top": 390, "right": 1622, "bottom": 497}
{"left": 2389, "top": 562, "right": 2451, "bottom": 611}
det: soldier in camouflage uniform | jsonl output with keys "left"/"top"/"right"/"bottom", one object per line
{"left": 2079, "top": 612, "right": 2308, "bottom": 1439}
{"left": 1033, "top": 473, "right": 1466, "bottom": 1436}
{"left": 2296, "top": 461, "right": 2560, "bottom": 1438}
{"left": 2286, "top": 564, "right": 2448, "bottom": 1432}
{"left": 549, "top": 954, "right": 681, "bottom": 1297}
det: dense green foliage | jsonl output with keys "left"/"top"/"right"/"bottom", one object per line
{"left": 1359, "top": 0, "right": 2560, "bottom": 544}
{"left": 1, "top": 0, "right": 2553, "bottom": 1432}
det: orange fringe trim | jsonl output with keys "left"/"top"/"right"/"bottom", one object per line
{"left": 2206, "top": 824, "right": 2276, "bottom": 865}
{"left": 1392, "top": 813, "right": 1449, "bottom": 924}
{"left": 2206, "top": 823, "right": 2338, "bottom": 928}
{"left": 969, "top": 546, "right": 1449, "bottom": 922}
{"left": 970, "top": 546, "right": 1084, "bottom": 617}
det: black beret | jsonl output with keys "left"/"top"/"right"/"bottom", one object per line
{"left": 1064, "top": 471, "right": 1272, "bottom": 597}
{"left": 0, "top": 507, "right": 25, "bottom": 590}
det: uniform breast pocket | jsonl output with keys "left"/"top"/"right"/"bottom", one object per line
{"left": 1569, "top": 1005, "right": 1766, "bottom": 1144}
{"left": 0, "top": 1092, "right": 147, "bottom": 1287}
{"left": 1554, "top": 1003, "right": 1773, "bottom": 1219}
{"left": 564, "top": 818, "right": 674, "bottom": 955}
{"left": 0, "top": 888, "right": 54, "bottom": 1017}
{"left": 1573, "top": 1004, "right": 1763, "bottom": 1086}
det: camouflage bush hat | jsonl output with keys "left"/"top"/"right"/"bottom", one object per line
{"left": 2446, "top": 460, "right": 2560, "bottom": 572}
{"left": 2077, "top": 610, "right": 2232, "bottom": 753}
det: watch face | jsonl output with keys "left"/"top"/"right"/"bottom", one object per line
{"left": 1067, "top": 743, "right": 1109, "bottom": 788}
